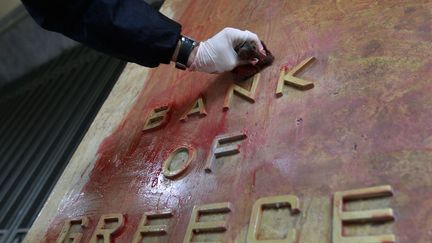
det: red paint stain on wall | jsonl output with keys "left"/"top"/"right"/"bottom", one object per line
{"left": 42, "top": 1, "right": 432, "bottom": 242}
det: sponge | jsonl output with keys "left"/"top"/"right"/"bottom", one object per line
{"left": 232, "top": 41, "right": 274, "bottom": 81}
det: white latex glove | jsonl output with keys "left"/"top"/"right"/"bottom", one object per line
{"left": 189, "top": 27, "right": 264, "bottom": 73}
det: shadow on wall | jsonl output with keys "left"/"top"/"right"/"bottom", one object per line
{"left": 0, "top": 0, "right": 165, "bottom": 89}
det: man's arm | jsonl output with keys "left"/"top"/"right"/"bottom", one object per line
{"left": 22, "top": 0, "right": 181, "bottom": 67}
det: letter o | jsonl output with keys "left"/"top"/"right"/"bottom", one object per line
{"left": 162, "top": 146, "right": 195, "bottom": 179}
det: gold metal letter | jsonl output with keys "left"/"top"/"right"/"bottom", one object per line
{"left": 204, "top": 131, "right": 247, "bottom": 173}
{"left": 224, "top": 73, "right": 260, "bottom": 111}
{"left": 247, "top": 195, "right": 300, "bottom": 243}
{"left": 56, "top": 217, "right": 89, "bottom": 243}
{"left": 276, "top": 57, "right": 315, "bottom": 97}
{"left": 162, "top": 147, "right": 195, "bottom": 179}
{"left": 180, "top": 96, "right": 207, "bottom": 122}
{"left": 90, "top": 214, "right": 124, "bottom": 243}
{"left": 143, "top": 105, "right": 170, "bottom": 131}
{"left": 333, "top": 185, "right": 396, "bottom": 243}
{"left": 183, "top": 202, "right": 233, "bottom": 243}
{"left": 132, "top": 210, "right": 173, "bottom": 243}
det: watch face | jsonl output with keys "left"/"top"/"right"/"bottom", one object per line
{"left": 177, "top": 36, "right": 195, "bottom": 70}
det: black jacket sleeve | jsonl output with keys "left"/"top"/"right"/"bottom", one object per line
{"left": 22, "top": 0, "right": 182, "bottom": 67}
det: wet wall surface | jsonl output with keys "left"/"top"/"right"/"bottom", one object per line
{"left": 41, "top": 1, "right": 431, "bottom": 242}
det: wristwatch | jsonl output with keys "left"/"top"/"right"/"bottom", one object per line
{"left": 175, "top": 36, "right": 199, "bottom": 70}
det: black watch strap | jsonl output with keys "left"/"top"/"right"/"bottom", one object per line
{"left": 175, "top": 36, "right": 198, "bottom": 70}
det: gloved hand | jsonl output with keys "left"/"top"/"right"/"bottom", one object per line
{"left": 189, "top": 27, "right": 265, "bottom": 73}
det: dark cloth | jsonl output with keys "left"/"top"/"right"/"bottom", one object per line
{"left": 22, "top": 0, "right": 182, "bottom": 67}
{"left": 232, "top": 41, "right": 274, "bottom": 81}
